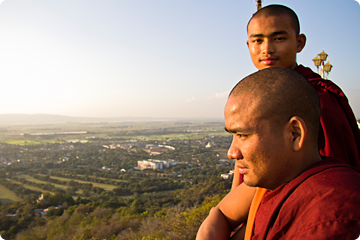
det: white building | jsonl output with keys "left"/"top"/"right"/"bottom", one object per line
{"left": 138, "top": 160, "right": 163, "bottom": 170}
{"left": 220, "top": 171, "right": 234, "bottom": 180}
{"left": 137, "top": 159, "right": 181, "bottom": 170}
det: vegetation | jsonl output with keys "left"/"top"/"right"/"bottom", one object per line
{"left": 0, "top": 121, "right": 234, "bottom": 239}
{"left": 0, "top": 184, "right": 22, "bottom": 203}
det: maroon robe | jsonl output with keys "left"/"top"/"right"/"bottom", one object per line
{"left": 295, "top": 65, "right": 360, "bottom": 168}
{"left": 252, "top": 158, "right": 360, "bottom": 240}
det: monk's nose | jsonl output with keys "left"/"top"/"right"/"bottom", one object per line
{"left": 227, "top": 139, "right": 243, "bottom": 160}
{"left": 262, "top": 39, "right": 275, "bottom": 55}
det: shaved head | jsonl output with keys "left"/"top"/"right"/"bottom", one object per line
{"left": 247, "top": 4, "right": 300, "bottom": 36}
{"left": 230, "top": 68, "right": 320, "bottom": 142}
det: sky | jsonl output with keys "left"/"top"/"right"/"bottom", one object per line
{"left": 0, "top": 0, "right": 359, "bottom": 119}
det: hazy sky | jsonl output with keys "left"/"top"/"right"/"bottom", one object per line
{"left": 0, "top": 0, "right": 359, "bottom": 119}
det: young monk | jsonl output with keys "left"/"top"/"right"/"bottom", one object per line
{"left": 231, "top": 4, "right": 360, "bottom": 190}
{"left": 197, "top": 4, "right": 360, "bottom": 240}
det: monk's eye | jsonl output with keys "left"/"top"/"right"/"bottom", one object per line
{"left": 237, "top": 134, "right": 249, "bottom": 138}
{"left": 252, "top": 38, "right": 263, "bottom": 44}
{"left": 274, "top": 37, "right": 286, "bottom": 41}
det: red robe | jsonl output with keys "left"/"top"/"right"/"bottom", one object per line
{"left": 295, "top": 65, "right": 360, "bottom": 168}
{"left": 252, "top": 158, "right": 360, "bottom": 240}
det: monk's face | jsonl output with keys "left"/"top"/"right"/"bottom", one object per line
{"left": 246, "top": 14, "right": 305, "bottom": 70}
{"left": 225, "top": 94, "right": 292, "bottom": 190}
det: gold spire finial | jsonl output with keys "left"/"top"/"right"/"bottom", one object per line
{"left": 257, "top": 0, "right": 262, "bottom": 11}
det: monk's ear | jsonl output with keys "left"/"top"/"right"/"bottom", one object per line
{"left": 296, "top": 34, "right": 306, "bottom": 53}
{"left": 288, "top": 116, "right": 307, "bottom": 151}
{"left": 246, "top": 40, "right": 250, "bottom": 48}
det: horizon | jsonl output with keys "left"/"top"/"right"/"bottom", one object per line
{"left": 0, "top": 113, "right": 224, "bottom": 120}
{"left": 0, "top": 113, "right": 225, "bottom": 126}
{"left": 1, "top": 0, "right": 360, "bottom": 119}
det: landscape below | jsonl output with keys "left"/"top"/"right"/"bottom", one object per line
{"left": 0, "top": 121, "right": 234, "bottom": 240}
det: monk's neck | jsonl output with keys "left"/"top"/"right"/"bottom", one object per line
{"left": 290, "top": 62, "right": 299, "bottom": 70}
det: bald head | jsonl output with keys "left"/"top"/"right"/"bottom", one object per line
{"left": 247, "top": 4, "right": 300, "bottom": 36}
{"left": 230, "top": 68, "right": 320, "bottom": 141}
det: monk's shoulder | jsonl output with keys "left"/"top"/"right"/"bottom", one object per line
{"left": 293, "top": 165, "right": 360, "bottom": 204}
{"left": 288, "top": 166, "right": 360, "bottom": 227}
{"left": 275, "top": 166, "right": 360, "bottom": 238}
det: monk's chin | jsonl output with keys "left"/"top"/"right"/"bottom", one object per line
{"left": 243, "top": 179, "right": 258, "bottom": 188}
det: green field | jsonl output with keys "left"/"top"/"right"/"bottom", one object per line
{"left": 17, "top": 175, "right": 75, "bottom": 191}
{"left": 0, "top": 139, "right": 61, "bottom": 145}
{"left": 144, "top": 132, "right": 228, "bottom": 141}
{"left": 8, "top": 179, "right": 54, "bottom": 194}
{"left": 75, "top": 174, "right": 126, "bottom": 183}
{"left": 0, "top": 183, "right": 22, "bottom": 204}
{"left": 20, "top": 174, "right": 118, "bottom": 191}
{"left": 46, "top": 175, "right": 118, "bottom": 191}
{"left": 8, "top": 179, "right": 82, "bottom": 198}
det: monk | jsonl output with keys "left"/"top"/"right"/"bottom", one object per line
{"left": 246, "top": 5, "right": 360, "bottom": 237}
{"left": 227, "top": 4, "right": 360, "bottom": 239}
{"left": 197, "top": 5, "right": 360, "bottom": 240}
{"left": 231, "top": 4, "right": 360, "bottom": 190}
{"left": 196, "top": 67, "right": 360, "bottom": 239}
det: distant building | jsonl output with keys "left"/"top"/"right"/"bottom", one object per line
{"left": 149, "top": 152, "right": 162, "bottom": 156}
{"left": 220, "top": 170, "right": 234, "bottom": 180}
{"left": 36, "top": 193, "right": 45, "bottom": 203}
{"left": 101, "top": 166, "right": 112, "bottom": 171}
{"left": 158, "top": 145, "right": 176, "bottom": 150}
{"left": 220, "top": 173, "right": 233, "bottom": 180}
{"left": 6, "top": 210, "right": 19, "bottom": 221}
{"left": 137, "top": 159, "right": 181, "bottom": 170}
{"left": 168, "top": 159, "right": 181, "bottom": 166}
{"left": 144, "top": 144, "right": 176, "bottom": 155}
{"left": 34, "top": 209, "right": 43, "bottom": 216}
{"left": 146, "top": 144, "right": 161, "bottom": 150}
{"left": 138, "top": 160, "right": 163, "bottom": 170}
{"left": 118, "top": 143, "right": 135, "bottom": 149}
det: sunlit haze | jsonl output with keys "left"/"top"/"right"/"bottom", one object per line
{"left": 1, "top": 0, "right": 359, "bottom": 119}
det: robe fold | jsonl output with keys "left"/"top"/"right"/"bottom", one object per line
{"left": 295, "top": 65, "right": 360, "bottom": 168}
{"left": 244, "top": 188, "right": 267, "bottom": 240}
{"left": 251, "top": 158, "right": 360, "bottom": 240}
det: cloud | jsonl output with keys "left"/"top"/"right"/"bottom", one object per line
{"left": 186, "top": 91, "right": 229, "bottom": 102}
{"left": 208, "top": 91, "right": 230, "bottom": 100}
{"left": 186, "top": 96, "right": 202, "bottom": 103}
